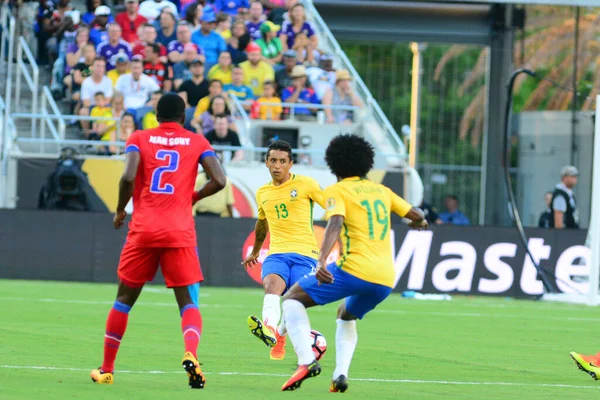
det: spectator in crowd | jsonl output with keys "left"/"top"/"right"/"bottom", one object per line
{"left": 183, "top": 2, "right": 203, "bottom": 30}
{"left": 107, "top": 53, "right": 131, "bottom": 86}
{"left": 133, "top": 23, "right": 168, "bottom": 62}
{"left": 111, "top": 92, "right": 127, "bottom": 120}
{"left": 168, "top": 22, "right": 205, "bottom": 64}
{"left": 538, "top": 191, "right": 553, "bottom": 228}
{"left": 215, "top": 12, "right": 232, "bottom": 40}
{"left": 79, "top": 57, "right": 113, "bottom": 133}
{"left": 193, "top": 167, "right": 235, "bottom": 217}
{"left": 215, "top": 0, "right": 249, "bottom": 16}
{"left": 322, "top": 69, "right": 363, "bottom": 124}
{"left": 191, "top": 6, "right": 227, "bottom": 71}
{"left": 280, "top": 4, "right": 317, "bottom": 64}
{"left": 142, "top": 91, "right": 163, "bottom": 129}
{"left": 255, "top": 81, "right": 282, "bottom": 120}
{"left": 292, "top": 32, "right": 323, "bottom": 65}
{"left": 89, "top": 5, "right": 111, "bottom": 46}
{"left": 198, "top": 95, "right": 237, "bottom": 133}
{"left": 138, "top": 0, "right": 178, "bottom": 22}
{"left": 110, "top": 112, "right": 136, "bottom": 154}
{"left": 143, "top": 43, "right": 172, "bottom": 91}
{"left": 227, "top": 20, "right": 251, "bottom": 64}
{"left": 208, "top": 51, "right": 233, "bottom": 84}
{"left": 306, "top": 53, "right": 336, "bottom": 101}
{"left": 420, "top": 199, "right": 443, "bottom": 225}
{"left": 115, "top": 57, "right": 161, "bottom": 109}
{"left": 275, "top": 49, "right": 297, "bottom": 95}
{"left": 83, "top": 0, "right": 111, "bottom": 25}
{"left": 65, "top": 43, "right": 96, "bottom": 109}
{"left": 204, "top": 114, "right": 244, "bottom": 162}
{"left": 191, "top": 79, "right": 225, "bottom": 129}
{"left": 550, "top": 165, "right": 580, "bottom": 229}
{"left": 224, "top": 67, "right": 254, "bottom": 104}
{"left": 173, "top": 44, "right": 202, "bottom": 88}
{"left": 90, "top": 92, "right": 115, "bottom": 140}
{"left": 239, "top": 42, "right": 275, "bottom": 97}
{"left": 266, "top": 0, "right": 297, "bottom": 25}
{"left": 97, "top": 23, "right": 133, "bottom": 71}
{"left": 156, "top": 8, "right": 178, "bottom": 47}
{"left": 177, "top": 59, "right": 209, "bottom": 107}
{"left": 281, "top": 65, "right": 319, "bottom": 119}
{"left": 439, "top": 195, "right": 471, "bottom": 225}
{"left": 255, "top": 21, "right": 283, "bottom": 67}
{"left": 245, "top": 1, "right": 265, "bottom": 40}
{"left": 41, "top": 0, "right": 76, "bottom": 63}
{"left": 116, "top": 0, "right": 148, "bottom": 44}
{"left": 65, "top": 26, "right": 91, "bottom": 77}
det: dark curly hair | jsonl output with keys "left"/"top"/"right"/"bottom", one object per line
{"left": 266, "top": 139, "right": 293, "bottom": 161}
{"left": 325, "top": 134, "right": 375, "bottom": 178}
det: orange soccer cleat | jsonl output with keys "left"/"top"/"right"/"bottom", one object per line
{"left": 270, "top": 329, "right": 286, "bottom": 360}
{"left": 570, "top": 351, "right": 600, "bottom": 380}
{"left": 281, "top": 360, "right": 321, "bottom": 391}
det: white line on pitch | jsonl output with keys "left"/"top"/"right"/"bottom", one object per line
{"left": 0, "top": 365, "right": 598, "bottom": 390}
{"left": 2, "top": 297, "right": 600, "bottom": 322}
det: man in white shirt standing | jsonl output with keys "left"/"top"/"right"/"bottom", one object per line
{"left": 138, "top": 0, "right": 178, "bottom": 22}
{"left": 79, "top": 56, "right": 113, "bottom": 133}
{"left": 115, "top": 57, "right": 161, "bottom": 110}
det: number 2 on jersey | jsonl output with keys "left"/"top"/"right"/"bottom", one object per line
{"left": 150, "top": 150, "right": 180, "bottom": 194}
{"left": 360, "top": 199, "right": 389, "bottom": 240}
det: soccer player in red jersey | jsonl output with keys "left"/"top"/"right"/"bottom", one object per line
{"left": 90, "top": 93, "right": 226, "bottom": 388}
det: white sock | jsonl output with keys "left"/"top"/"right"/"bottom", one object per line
{"left": 277, "top": 320, "right": 287, "bottom": 336}
{"left": 332, "top": 319, "right": 358, "bottom": 379}
{"left": 282, "top": 299, "right": 314, "bottom": 365}
{"left": 262, "top": 294, "right": 281, "bottom": 329}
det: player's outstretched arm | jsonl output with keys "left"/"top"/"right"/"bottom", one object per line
{"left": 114, "top": 151, "right": 141, "bottom": 229}
{"left": 193, "top": 155, "right": 227, "bottom": 204}
{"left": 315, "top": 215, "right": 344, "bottom": 284}
{"left": 405, "top": 207, "right": 428, "bottom": 231}
{"left": 242, "top": 218, "right": 269, "bottom": 268}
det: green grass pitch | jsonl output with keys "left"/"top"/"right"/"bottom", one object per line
{"left": 1, "top": 280, "right": 600, "bottom": 399}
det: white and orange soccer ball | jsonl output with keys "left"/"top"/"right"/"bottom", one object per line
{"left": 310, "top": 330, "right": 327, "bottom": 361}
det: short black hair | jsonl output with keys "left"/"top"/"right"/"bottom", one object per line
{"left": 266, "top": 140, "right": 293, "bottom": 161}
{"left": 157, "top": 93, "right": 185, "bottom": 122}
{"left": 325, "top": 134, "right": 374, "bottom": 178}
{"left": 445, "top": 194, "right": 459, "bottom": 202}
{"left": 146, "top": 43, "right": 160, "bottom": 55}
{"left": 93, "top": 91, "right": 105, "bottom": 98}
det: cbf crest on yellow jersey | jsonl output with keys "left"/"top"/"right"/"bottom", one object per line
{"left": 324, "top": 177, "right": 413, "bottom": 288}
{"left": 256, "top": 174, "right": 325, "bottom": 259}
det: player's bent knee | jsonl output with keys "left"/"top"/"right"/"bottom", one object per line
{"left": 282, "top": 283, "right": 316, "bottom": 308}
{"left": 263, "top": 274, "right": 286, "bottom": 295}
{"left": 337, "top": 303, "right": 358, "bottom": 321}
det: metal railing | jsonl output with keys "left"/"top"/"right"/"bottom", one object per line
{"left": 229, "top": 95, "right": 253, "bottom": 146}
{"left": 242, "top": 100, "right": 362, "bottom": 121}
{"left": 15, "top": 36, "right": 39, "bottom": 137}
{"left": 38, "top": 86, "right": 66, "bottom": 152}
{"left": 304, "top": 0, "right": 407, "bottom": 156}
{"left": 2, "top": 7, "right": 15, "bottom": 163}
{"left": 0, "top": 4, "right": 12, "bottom": 68}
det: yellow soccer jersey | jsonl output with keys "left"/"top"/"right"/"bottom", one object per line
{"left": 324, "top": 177, "right": 413, "bottom": 288}
{"left": 256, "top": 174, "right": 325, "bottom": 259}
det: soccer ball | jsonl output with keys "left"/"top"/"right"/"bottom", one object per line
{"left": 310, "top": 329, "right": 327, "bottom": 361}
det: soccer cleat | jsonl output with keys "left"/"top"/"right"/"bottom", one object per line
{"left": 330, "top": 375, "right": 348, "bottom": 393}
{"left": 281, "top": 360, "right": 321, "bottom": 391}
{"left": 247, "top": 315, "right": 277, "bottom": 348}
{"left": 182, "top": 351, "right": 206, "bottom": 389}
{"left": 90, "top": 368, "right": 113, "bottom": 384}
{"left": 570, "top": 351, "right": 600, "bottom": 380}
{"left": 270, "top": 329, "right": 286, "bottom": 360}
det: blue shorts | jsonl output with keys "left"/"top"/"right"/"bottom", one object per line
{"left": 262, "top": 253, "right": 317, "bottom": 290}
{"left": 298, "top": 263, "right": 392, "bottom": 319}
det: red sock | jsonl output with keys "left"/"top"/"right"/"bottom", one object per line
{"left": 181, "top": 304, "right": 202, "bottom": 358}
{"left": 101, "top": 301, "right": 131, "bottom": 373}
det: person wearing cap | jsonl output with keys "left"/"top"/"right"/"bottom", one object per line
{"left": 275, "top": 49, "right": 297, "bottom": 96}
{"left": 239, "top": 42, "right": 275, "bottom": 97}
{"left": 138, "top": 0, "right": 178, "bottom": 22}
{"left": 90, "top": 5, "right": 112, "bottom": 46}
{"left": 173, "top": 44, "right": 204, "bottom": 89}
{"left": 214, "top": 0, "right": 250, "bottom": 16}
{"left": 177, "top": 59, "right": 209, "bottom": 108}
{"left": 191, "top": 5, "right": 227, "bottom": 71}
{"left": 116, "top": 0, "right": 148, "bottom": 44}
{"left": 208, "top": 51, "right": 234, "bottom": 84}
{"left": 107, "top": 53, "right": 131, "bottom": 86}
{"left": 83, "top": 0, "right": 115, "bottom": 25}
{"left": 550, "top": 166, "right": 580, "bottom": 229}
{"left": 255, "top": 21, "right": 283, "bottom": 66}
{"left": 168, "top": 22, "right": 206, "bottom": 64}
{"left": 97, "top": 23, "right": 133, "bottom": 71}
{"left": 305, "top": 53, "right": 336, "bottom": 100}
{"left": 281, "top": 64, "right": 319, "bottom": 118}
{"left": 245, "top": 1, "right": 265, "bottom": 40}
{"left": 321, "top": 69, "right": 363, "bottom": 124}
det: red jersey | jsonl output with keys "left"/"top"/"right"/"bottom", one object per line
{"left": 133, "top": 41, "right": 167, "bottom": 59}
{"left": 115, "top": 12, "right": 148, "bottom": 44}
{"left": 124, "top": 122, "right": 215, "bottom": 247}
{"left": 143, "top": 61, "right": 170, "bottom": 88}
